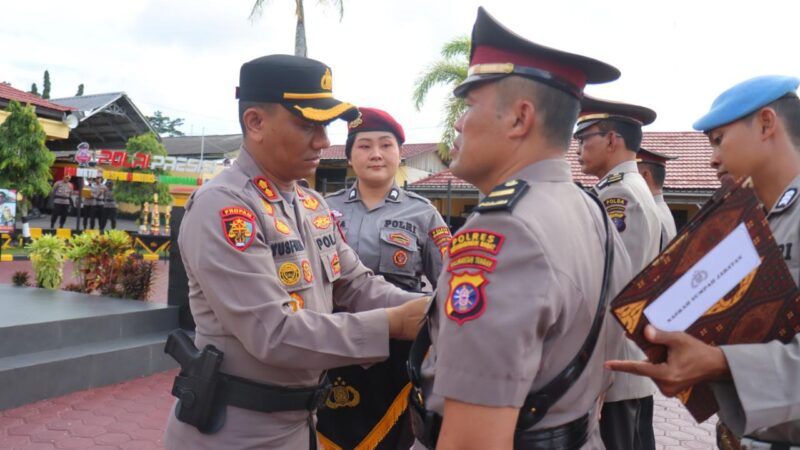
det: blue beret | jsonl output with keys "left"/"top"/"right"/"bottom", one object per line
{"left": 693, "top": 75, "right": 800, "bottom": 132}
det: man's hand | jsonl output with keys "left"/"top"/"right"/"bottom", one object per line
{"left": 386, "top": 296, "right": 430, "bottom": 340}
{"left": 605, "top": 324, "right": 731, "bottom": 397}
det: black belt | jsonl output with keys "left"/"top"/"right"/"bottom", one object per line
{"left": 514, "top": 414, "right": 589, "bottom": 450}
{"left": 217, "top": 373, "right": 330, "bottom": 413}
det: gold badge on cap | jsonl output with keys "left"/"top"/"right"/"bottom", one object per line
{"left": 348, "top": 112, "right": 363, "bottom": 129}
{"left": 321, "top": 68, "right": 333, "bottom": 91}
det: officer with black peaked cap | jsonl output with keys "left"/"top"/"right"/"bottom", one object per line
{"left": 637, "top": 147, "right": 678, "bottom": 249}
{"left": 407, "top": 7, "right": 635, "bottom": 450}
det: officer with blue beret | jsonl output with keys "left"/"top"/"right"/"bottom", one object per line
{"left": 607, "top": 75, "right": 800, "bottom": 449}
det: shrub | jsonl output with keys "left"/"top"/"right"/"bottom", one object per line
{"left": 119, "top": 258, "right": 156, "bottom": 301}
{"left": 11, "top": 270, "right": 31, "bottom": 287}
{"left": 27, "top": 235, "right": 67, "bottom": 289}
{"left": 67, "top": 229, "right": 133, "bottom": 294}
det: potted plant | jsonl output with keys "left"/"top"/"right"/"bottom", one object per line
{"left": 26, "top": 235, "right": 67, "bottom": 289}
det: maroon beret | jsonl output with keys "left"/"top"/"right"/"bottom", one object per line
{"left": 345, "top": 107, "right": 405, "bottom": 159}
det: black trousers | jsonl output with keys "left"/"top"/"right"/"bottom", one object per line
{"left": 99, "top": 208, "right": 116, "bottom": 231}
{"left": 599, "top": 396, "right": 655, "bottom": 450}
{"left": 50, "top": 204, "right": 69, "bottom": 228}
{"left": 82, "top": 205, "right": 103, "bottom": 229}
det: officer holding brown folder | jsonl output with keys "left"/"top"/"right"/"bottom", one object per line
{"left": 607, "top": 75, "right": 800, "bottom": 448}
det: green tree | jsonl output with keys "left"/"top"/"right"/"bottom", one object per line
{"left": 76, "top": 84, "right": 84, "bottom": 96}
{"left": 112, "top": 133, "right": 173, "bottom": 208}
{"left": 0, "top": 100, "right": 56, "bottom": 214}
{"left": 412, "top": 36, "right": 470, "bottom": 161}
{"left": 146, "top": 110, "right": 185, "bottom": 137}
{"left": 29, "top": 83, "right": 39, "bottom": 96}
{"left": 42, "top": 70, "right": 51, "bottom": 99}
{"left": 249, "top": 0, "right": 344, "bottom": 57}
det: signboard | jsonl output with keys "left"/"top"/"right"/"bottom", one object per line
{"left": 0, "top": 189, "right": 17, "bottom": 233}
{"left": 75, "top": 142, "right": 92, "bottom": 164}
{"left": 95, "top": 150, "right": 216, "bottom": 174}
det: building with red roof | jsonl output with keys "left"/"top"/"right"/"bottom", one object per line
{"left": 0, "top": 83, "right": 76, "bottom": 140}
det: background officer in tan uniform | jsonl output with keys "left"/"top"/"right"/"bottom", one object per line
{"left": 49, "top": 174, "right": 73, "bottom": 229}
{"left": 607, "top": 75, "right": 800, "bottom": 448}
{"left": 637, "top": 147, "right": 678, "bottom": 249}
{"left": 319, "top": 108, "right": 449, "bottom": 450}
{"left": 163, "top": 54, "right": 429, "bottom": 450}
{"left": 412, "top": 8, "right": 634, "bottom": 449}
{"left": 574, "top": 96, "right": 661, "bottom": 450}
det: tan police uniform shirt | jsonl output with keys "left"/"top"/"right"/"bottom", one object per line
{"left": 593, "top": 160, "right": 661, "bottom": 402}
{"left": 51, "top": 180, "right": 73, "bottom": 206}
{"left": 416, "top": 159, "right": 634, "bottom": 449}
{"left": 163, "top": 148, "right": 419, "bottom": 450}
{"left": 713, "top": 174, "right": 800, "bottom": 442}
{"left": 654, "top": 194, "right": 677, "bottom": 250}
{"left": 326, "top": 183, "right": 450, "bottom": 292}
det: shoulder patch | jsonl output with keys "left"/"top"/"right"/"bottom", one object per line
{"left": 220, "top": 206, "right": 257, "bottom": 252}
{"left": 429, "top": 226, "right": 452, "bottom": 248}
{"left": 595, "top": 172, "right": 625, "bottom": 191}
{"left": 447, "top": 253, "right": 497, "bottom": 273}
{"left": 473, "top": 179, "right": 529, "bottom": 213}
{"left": 253, "top": 176, "right": 279, "bottom": 202}
{"left": 773, "top": 187, "right": 799, "bottom": 214}
{"left": 449, "top": 229, "right": 505, "bottom": 257}
{"left": 446, "top": 271, "right": 489, "bottom": 325}
{"left": 603, "top": 197, "right": 628, "bottom": 232}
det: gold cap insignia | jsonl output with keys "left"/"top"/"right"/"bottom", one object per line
{"left": 321, "top": 68, "right": 333, "bottom": 91}
{"left": 348, "top": 112, "right": 363, "bottom": 129}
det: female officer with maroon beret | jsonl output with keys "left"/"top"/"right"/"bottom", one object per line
{"left": 318, "top": 108, "right": 450, "bottom": 450}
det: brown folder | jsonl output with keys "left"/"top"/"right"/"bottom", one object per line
{"left": 610, "top": 178, "right": 800, "bottom": 422}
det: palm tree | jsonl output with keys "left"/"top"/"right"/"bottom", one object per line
{"left": 412, "top": 36, "right": 470, "bottom": 161}
{"left": 249, "top": 0, "right": 344, "bottom": 57}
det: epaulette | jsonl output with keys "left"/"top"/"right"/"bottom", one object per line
{"left": 772, "top": 187, "right": 799, "bottom": 215}
{"left": 404, "top": 189, "right": 432, "bottom": 204}
{"left": 324, "top": 188, "right": 347, "bottom": 199}
{"left": 473, "top": 179, "right": 529, "bottom": 213}
{"left": 595, "top": 172, "right": 624, "bottom": 191}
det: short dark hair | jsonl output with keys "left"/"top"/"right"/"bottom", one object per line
{"left": 495, "top": 76, "right": 580, "bottom": 149}
{"left": 769, "top": 95, "right": 800, "bottom": 148}
{"left": 597, "top": 120, "right": 642, "bottom": 152}
{"left": 639, "top": 161, "right": 666, "bottom": 188}
{"left": 238, "top": 101, "right": 278, "bottom": 135}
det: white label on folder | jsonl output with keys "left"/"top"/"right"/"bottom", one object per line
{"left": 644, "top": 222, "right": 761, "bottom": 332}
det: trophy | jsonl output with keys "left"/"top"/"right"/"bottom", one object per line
{"left": 141, "top": 202, "right": 150, "bottom": 235}
{"left": 150, "top": 193, "right": 160, "bottom": 235}
{"left": 164, "top": 206, "right": 172, "bottom": 236}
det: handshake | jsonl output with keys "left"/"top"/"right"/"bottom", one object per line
{"left": 386, "top": 296, "right": 431, "bottom": 341}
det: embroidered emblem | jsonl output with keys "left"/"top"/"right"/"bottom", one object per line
{"left": 393, "top": 250, "right": 408, "bottom": 267}
{"left": 295, "top": 185, "right": 305, "bottom": 199}
{"left": 321, "top": 68, "right": 333, "bottom": 91}
{"left": 312, "top": 214, "right": 332, "bottom": 230}
{"left": 260, "top": 199, "right": 274, "bottom": 216}
{"left": 448, "top": 253, "right": 498, "bottom": 273}
{"left": 449, "top": 230, "right": 505, "bottom": 257}
{"left": 274, "top": 217, "right": 291, "bottom": 235}
{"left": 302, "top": 259, "right": 313, "bottom": 283}
{"left": 219, "top": 207, "right": 256, "bottom": 252}
{"left": 348, "top": 189, "right": 357, "bottom": 200}
{"left": 278, "top": 262, "right": 301, "bottom": 286}
{"left": 775, "top": 187, "right": 798, "bottom": 212}
{"left": 303, "top": 196, "right": 320, "bottom": 211}
{"left": 288, "top": 292, "right": 304, "bottom": 312}
{"left": 446, "top": 271, "right": 489, "bottom": 325}
{"left": 331, "top": 253, "right": 341, "bottom": 276}
{"left": 253, "top": 176, "right": 279, "bottom": 202}
{"left": 388, "top": 232, "right": 412, "bottom": 247}
{"left": 330, "top": 209, "right": 343, "bottom": 219}
{"left": 430, "top": 226, "right": 452, "bottom": 248}
{"left": 325, "top": 377, "right": 360, "bottom": 409}
{"left": 389, "top": 188, "right": 399, "bottom": 201}
{"left": 474, "top": 179, "right": 529, "bottom": 213}
{"left": 348, "top": 115, "right": 363, "bottom": 129}
{"left": 603, "top": 197, "right": 628, "bottom": 232}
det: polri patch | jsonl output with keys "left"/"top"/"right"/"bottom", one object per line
{"left": 312, "top": 214, "right": 332, "bottom": 230}
{"left": 278, "top": 261, "right": 301, "bottom": 286}
{"left": 393, "top": 249, "right": 408, "bottom": 267}
{"left": 253, "top": 176, "right": 279, "bottom": 202}
{"left": 603, "top": 197, "right": 628, "bottom": 232}
{"left": 220, "top": 207, "right": 256, "bottom": 252}
{"left": 446, "top": 271, "right": 489, "bottom": 325}
{"left": 449, "top": 229, "right": 505, "bottom": 257}
{"left": 447, "top": 253, "right": 497, "bottom": 273}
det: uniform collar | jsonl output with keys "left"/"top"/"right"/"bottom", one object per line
{"left": 606, "top": 160, "right": 639, "bottom": 176}
{"left": 237, "top": 146, "right": 294, "bottom": 205}
{"left": 654, "top": 193, "right": 665, "bottom": 202}
{"left": 768, "top": 174, "right": 800, "bottom": 216}
{"left": 344, "top": 181, "right": 402, "bottom": 204}
{"left": 510, "top": 158, "right": 573, "bottom": 184}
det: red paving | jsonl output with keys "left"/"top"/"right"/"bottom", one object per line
{"left": 0, "top": 260, "right": 718, "bottom": 449}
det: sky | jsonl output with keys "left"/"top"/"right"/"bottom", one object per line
{"left": 3, "top": 0, "right": 800, "bottom": 146}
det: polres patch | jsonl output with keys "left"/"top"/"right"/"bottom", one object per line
{"left": 447, "top": 253, "right": 497, "bottom": 273}
{"left": 220, "top": 206, "right": 256, "bottom": 252}
{"left": 446, "top": 271, "right": 489, "bottom": 325}
{"left": 449, "top": 229, "right": 505, "bottom": 257}
{"left": 603, "top": 197, "right": 628, "bottom": 232}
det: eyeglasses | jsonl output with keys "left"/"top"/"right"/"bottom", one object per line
{"left": 574, "top": 131, "right": 613, "bottom": 145}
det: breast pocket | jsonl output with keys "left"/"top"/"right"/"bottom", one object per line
{"left": 273, "top": 251, "right": 314, "bottom": 294}
{"left": 378, "top": 229, "right": 420, "bottom": 277}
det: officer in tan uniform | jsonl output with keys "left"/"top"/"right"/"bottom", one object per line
{"left": 163, "top": 54, "right": 429, "bottom": 450}
{"left": 607, "top": 75, "right": 800, "bottom": 448}
{"left": 574, "top": 96, "right": 661, "bottom": 450}
{"left": 319, "top": 108, "right": 450, "bottom": 450}
{"left": 637, "top": 148, "right": 678, "bottom": 249}
{"left": 407, "top": 8, "right": 634, "bottom": 449}
{"left": 49, "top": 174, "right": 74, "bottom": 229}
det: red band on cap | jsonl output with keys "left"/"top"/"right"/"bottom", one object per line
{"left": 472, "top": 45, "right": 587, "bottom": 91}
